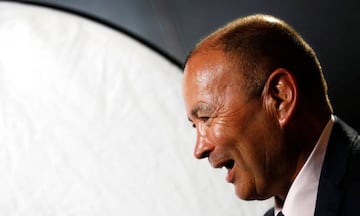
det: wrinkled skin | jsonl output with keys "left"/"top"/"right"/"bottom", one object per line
{"left": 182, "top": 50, "right": 294, "bottom": 200}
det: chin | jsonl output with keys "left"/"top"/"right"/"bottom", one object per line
{"left": 234, "top": 185, "right": 271, "bottom": 201}
{"left": 235, "top": 188, "right": 256, "bottom": 200}
{"left": 236, "top": 192, "right": 270, "bottom": 201}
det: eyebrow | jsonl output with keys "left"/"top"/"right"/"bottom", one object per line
{"left": 190, "top": 103, "right": 213, "bottom": 120}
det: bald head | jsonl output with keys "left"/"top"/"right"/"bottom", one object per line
{"left": 186, "top": 14, "right": 331, "bottom": 109}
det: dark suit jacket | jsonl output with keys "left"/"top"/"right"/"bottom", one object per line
{"left": 264, "top": 117, "right": 360, "bottom": 216}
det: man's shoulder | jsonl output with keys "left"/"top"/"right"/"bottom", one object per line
{"left": 335, "top": 117, "right": 360, "bottom": 177}
{"left": 327, "top": 117, "right": 360, "bottom": 179}
{"left": 336, "top": 117, "right": 360, "bottom": 215}
{"left": 333, "top": 117, "right": 360, "bottom": 159}
{"left": 316, "top": 116, "right": 360, "bottom": 215}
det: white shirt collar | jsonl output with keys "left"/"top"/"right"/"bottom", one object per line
{"left": 274, "top": 115, "right": 335, "bottom": 216}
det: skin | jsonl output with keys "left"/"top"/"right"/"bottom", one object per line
{"left": 182, "top": 48, "right": 307, "bottom": 201}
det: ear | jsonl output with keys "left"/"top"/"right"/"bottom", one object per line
{"left": 262, "top": 68, "right": 298, "bottom": 127}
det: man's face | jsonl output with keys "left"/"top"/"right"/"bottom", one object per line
{"left": 182, "top": 50, "right": 287, "bottom": 200}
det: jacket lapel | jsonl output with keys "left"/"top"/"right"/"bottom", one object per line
{"left": 314, "top": 117, "right": 355, "bottom": 216}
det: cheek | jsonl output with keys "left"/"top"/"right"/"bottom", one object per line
{"left": 207, "top": 120, "right": 238, "bottom": 149}
{"left": 238, "top": 114, "right": 281, "bottom": 174}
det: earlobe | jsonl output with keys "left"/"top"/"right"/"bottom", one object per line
{"left": 263, "top": 68, "right": 298, "bottom": 127}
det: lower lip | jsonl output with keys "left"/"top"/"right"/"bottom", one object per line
{"left": 226, "top": 166, "right": 235, "bottom": 183}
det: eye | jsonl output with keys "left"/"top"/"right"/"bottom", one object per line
{"left": 189, "top": 116, "right": 210, "bottom": 129}
{"left": 199, "top": 117, "right": 209, "bottom": 122}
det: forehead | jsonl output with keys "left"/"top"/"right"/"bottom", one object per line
{"left": 182, "top": 49, "right": 245, "bottom": 113}
{"left": 183, "top": 49, "right": 238, "bottom": 91}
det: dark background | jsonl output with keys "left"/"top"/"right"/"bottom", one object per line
{"left": 15, "top": 0, "right": 360, "bottom": 130}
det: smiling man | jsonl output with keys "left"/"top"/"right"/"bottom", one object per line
{"left": 182, "top": 14, "right": 360, "bottom": 216}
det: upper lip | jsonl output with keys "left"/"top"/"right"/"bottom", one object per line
{"left": 210, "top": 158, "right": 235, "bottom": 170}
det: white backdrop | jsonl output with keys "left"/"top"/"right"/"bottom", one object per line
{"left": 0, "top": 2, "right": 271, "bottom": 215}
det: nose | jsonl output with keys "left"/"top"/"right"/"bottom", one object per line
{"left": 193, "top": 133, "right": 214, "bottom": 159}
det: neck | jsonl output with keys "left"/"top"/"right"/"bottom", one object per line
{"left": 279, "top": 105, "right": 332, "bottom": 200}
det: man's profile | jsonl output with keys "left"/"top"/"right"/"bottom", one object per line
{"left": 182, "top": 14, "right": 360, "bottom": 216}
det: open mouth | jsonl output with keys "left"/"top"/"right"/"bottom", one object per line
{"left": 211, "top": 158, "right": 236, "bottom": 183}
{"left": 223, "top": 160, "right": 235, "bottom": 183}
{"left": 222, "top": 160, "right": 235, "bottom": 171}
